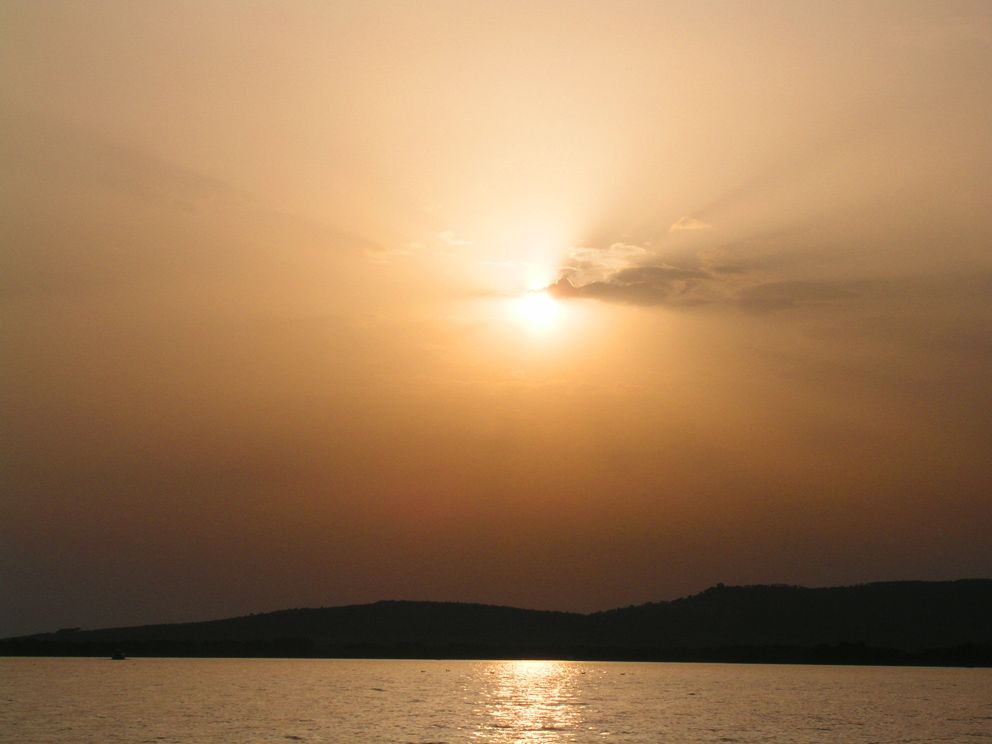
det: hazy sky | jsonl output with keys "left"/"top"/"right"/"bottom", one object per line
{"left": 3, "top": 1, "right": 991, "bottom": 636}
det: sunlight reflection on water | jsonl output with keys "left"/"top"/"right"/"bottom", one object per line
{"left": 478, "top": 661, "right": 584, "bottom": 741}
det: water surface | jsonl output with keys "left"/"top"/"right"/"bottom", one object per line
{"left": 2, "top": 658, "right": 990, "bottom": 742}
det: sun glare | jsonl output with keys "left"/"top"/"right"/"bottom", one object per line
{"left": 512, "top": 290, "right": 560, "bottom": 332}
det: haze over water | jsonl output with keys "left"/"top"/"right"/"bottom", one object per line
{"left": 3, "top": 658, "right": 991, "bottom": 743}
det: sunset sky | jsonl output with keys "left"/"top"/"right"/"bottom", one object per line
{"left": 3, "top": 1, "right": 991, "bottom": 637}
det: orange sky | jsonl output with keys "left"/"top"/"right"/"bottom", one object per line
{"left": 2, "top": 1, "right": 991, "bottom": 636}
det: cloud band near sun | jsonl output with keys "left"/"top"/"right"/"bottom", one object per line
{"left": 547, "top": 239, "right": 859, "bottom": 312}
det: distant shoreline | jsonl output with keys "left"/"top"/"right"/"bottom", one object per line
{"left": 4, "top": 641, "right": 990, "bottom": 668}
{"left": 6, "top": 580, "right": 990, "bottom": 668}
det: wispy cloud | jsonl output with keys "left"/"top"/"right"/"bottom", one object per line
{"left": 669, "top": 216, "right": 712, "bottom": 232}
{"left": 437, "top": 230, "right": 473, "bottom": 247}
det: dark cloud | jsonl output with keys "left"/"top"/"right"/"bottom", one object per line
{"left": 550, "top": 231, "right": 869, "bottom": 312}
{"left": 737, "top": 281, "right": 857, "bottom": 313}
{"left": 610, "top": 265, "right": 708, "bottom": 284}
{"left": 549, "top": 265, "right": 710, "bottom": 306}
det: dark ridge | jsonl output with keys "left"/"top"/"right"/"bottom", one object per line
{"left": 3, "top": 580, "right": 990, "bottom": 666}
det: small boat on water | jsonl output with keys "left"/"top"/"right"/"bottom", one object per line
{"left": 110, "top": 650, "right": 126, "bottom": 660}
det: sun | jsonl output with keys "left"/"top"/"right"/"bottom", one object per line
{"left": 511, "top": 290, "right": 561, "bottom": 332}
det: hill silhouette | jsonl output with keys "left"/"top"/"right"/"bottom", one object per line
{"left": 4, "top": 580, "right": 990, "bottom": 666}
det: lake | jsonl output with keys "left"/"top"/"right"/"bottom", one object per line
{"left": 2, "top": 658, "right": 990, "bottom": 742}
